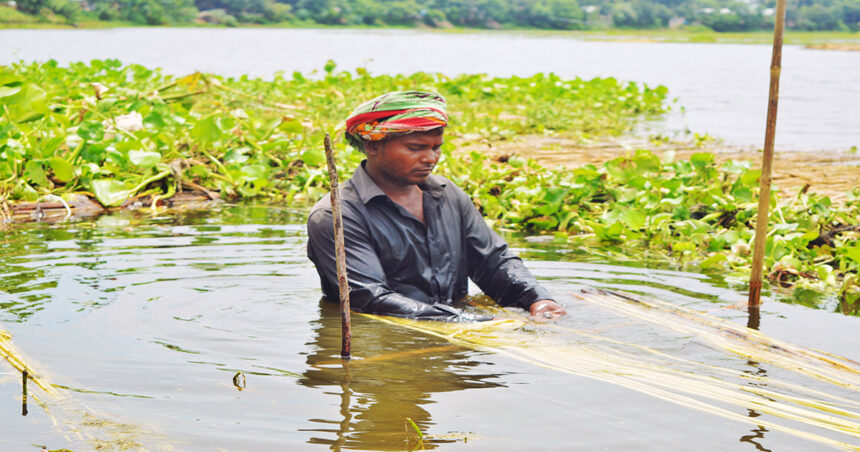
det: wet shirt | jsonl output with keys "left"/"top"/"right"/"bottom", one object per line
{"left": 306, "top": 162, "right": 553, "bottom": 321}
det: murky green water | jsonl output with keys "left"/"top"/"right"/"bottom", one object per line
{"left": 1, "top": 205, "right": 858, "bottom": 451}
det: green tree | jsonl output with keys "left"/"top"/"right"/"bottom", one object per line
{"left": 15, "top": 0, "right": 81, "bottom": 21}
{"left": 795, "top": 3, "right": 844, "bottom": 29}
{"left": 843, "top": 0, "right": 860, "bottom": 29}
{"left": 524, "top": 0, "right": 584, "bottom": 29}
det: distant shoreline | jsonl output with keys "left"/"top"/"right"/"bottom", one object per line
{"left": 2, "top": 19, "right": 859, "bottom": 47}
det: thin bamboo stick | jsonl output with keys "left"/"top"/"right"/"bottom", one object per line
{"left": 749, "top": 0, "right": 788, "bottom": 307}
{"left": 324, "top": 133, "right": 352, "bottom": 359}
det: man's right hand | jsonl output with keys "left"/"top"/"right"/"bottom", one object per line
{"left": 529, "top": 299, "right": 567, "bottom": 322}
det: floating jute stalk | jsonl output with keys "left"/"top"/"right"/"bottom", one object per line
{"left": 749, "top": 0, "right": 788, "bottom": 307}
{"left": 324, "top": 133, "right": 352, "bottom": 359}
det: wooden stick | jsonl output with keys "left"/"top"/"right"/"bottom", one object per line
{"left": 324, "top": 133, "right": 352, "bottom": 359}
{"left": 748, "top": 0, "right": 787, "bottom": 307}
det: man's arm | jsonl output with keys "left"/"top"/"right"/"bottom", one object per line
{"left": 457, "top": 187, "right": 566, "bottom": 318}
{"left": 307, "top": 207, "right": 487, "bottom": 322}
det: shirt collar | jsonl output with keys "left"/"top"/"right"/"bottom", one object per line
{"left": 350, "top": 160, "right": 447, "bottom": 204}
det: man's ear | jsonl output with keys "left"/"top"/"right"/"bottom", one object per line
{"left": 364, "top": 140, "right": 382, "bottom": 156}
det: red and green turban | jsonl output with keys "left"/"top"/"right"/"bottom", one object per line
{"left": 345, "top": 91, "right": 448, "bottom": 150}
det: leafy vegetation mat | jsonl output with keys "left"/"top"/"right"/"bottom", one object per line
{"left": 0, "top": 59, "right": 857, "bottom": 313}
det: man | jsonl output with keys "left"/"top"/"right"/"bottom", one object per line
{"left": 307, "top": 91, "right": 566, "bottom": 322}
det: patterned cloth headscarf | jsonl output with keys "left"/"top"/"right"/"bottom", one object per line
{"left": 345, "top": 91, "right": 448, "bottom": 150}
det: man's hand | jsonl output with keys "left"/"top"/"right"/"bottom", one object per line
{"left": 529, "top": 299, "right": 567, "bottom": 322}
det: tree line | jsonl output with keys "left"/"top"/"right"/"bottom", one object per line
{"left": 8, "top": 0, "right": 860, "bottom": 32}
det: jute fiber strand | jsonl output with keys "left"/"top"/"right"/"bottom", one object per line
{"left": 369, "top": 290, "right": 860, "bottom": 451}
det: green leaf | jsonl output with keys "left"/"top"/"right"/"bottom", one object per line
{"left": 78, "top": 121, "right": 105, "bottom": 142}
{"left": 543, "top": 187, "right": 567, "bottom": 204}
{"left": 241, "top": 164, "right": 268, "bottom": 180}
{"left": 741, "top": 169, "right": 761, "bottom": 187}
{"left": 90, "top": 179, "right": 131, "bottom": 207}
{"left": 845, "top": 246, "right": 860, "bottom": 264}
{"left": 701, "top": 253, "right": 727, "bottom": 270}
{"left": 0, "top": 85, "right": 21, "bottom": 99}
{"left": 324, "top": 60, "right": 337, "bottom": 74}
{"left": 301, "top": 148, "right": 325, "bottom": 167}
{"left": 128, "top": 150, "right": 162, "bottom": 168}
{"left": 621, "top": 209, "right": 647, "bottom": 229}
{"left": 633, "top": 150, "right": 660, "bottom": 173}
{"left": 690, "top": 153, "right": 714, "bottom": 169}
{"left": 5, "top": 84, "right": 48, "bottom": 122}
{"left": 24, "top": 160, "right": 48, "bottom": 186}
{"left": 801, "top": 229, "right": 819, "bottom": 242}
{"left": 673, "top": 241, "right": 697, "bottom": 253}
{"left": 223, "top": 147, "right": 250, "bottom": 164}
{"left": 279, "top": 118, "right": 304, "bottom": 134}
{"left": 192, "top": 115, "right": 223, "bottom": 145}
{"left": 49, "top": 156, "right": 74, "bottom": 182}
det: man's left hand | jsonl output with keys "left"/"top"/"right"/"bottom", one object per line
{"left": 529, "top": 299, "right": 567, "bottom": 322}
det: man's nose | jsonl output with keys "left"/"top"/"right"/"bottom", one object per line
{"left": 420, "top": 149, "right": 440, "bottom": 164}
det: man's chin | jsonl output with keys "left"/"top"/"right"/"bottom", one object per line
{"left": 412, "top": 173, "right": 432, "bottom": 184}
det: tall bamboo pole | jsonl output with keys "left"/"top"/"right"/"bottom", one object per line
{"left": 748, "top": 0, "right": 788, "bottom": 307}
{"left": 324, "top": 133, "right": 352, "bottom": 359}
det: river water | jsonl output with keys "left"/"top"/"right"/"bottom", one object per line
{"left": 1, "top": 205, "right": 858, "bottom": 450}
{"left": 1, "top": 27, "right": 859, "bottom": 151}
{"left": 1, "top": 28, "right": 859, "bottom": 451}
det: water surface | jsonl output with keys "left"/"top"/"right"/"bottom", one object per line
{"left": 1, "top": 28, "right": 858, "bottom": 151}
{"left": 1, "top": 205, "right": 858, "bottom": 450}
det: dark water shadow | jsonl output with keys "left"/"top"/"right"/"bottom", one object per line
{"left": 21, "top": 370, "right": 28, "bottom": 417}
{"left": 298, "top": 300, "right": 504, "bottom": 451}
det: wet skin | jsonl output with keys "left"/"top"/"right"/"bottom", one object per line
{"left": 364, "top": 129, "right": 567, "bottom": 321}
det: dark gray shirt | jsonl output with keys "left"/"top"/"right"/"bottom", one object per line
{"left": 306, "top": 161, "right": 553, "bottom": 321}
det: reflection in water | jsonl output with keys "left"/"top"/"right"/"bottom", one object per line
{"left": 740, "top": 354, "right": 771, "bottom": 452}
{"left": 300, "top": 301, "right": 503, "bottom": 450}
{"left": 740, "top": 410, "right": 773, "bottom": 452}
{"left": 21, "top": 370, "right": 28, "bottom": 417}
{"left": 747, "top": 306, "right": 761, "bottom": 331}
{"left": 741, "top": 306, "right": 769, "bottom": 450}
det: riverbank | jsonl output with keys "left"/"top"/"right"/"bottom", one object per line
{"left": 2, "top": 16, "right": 859, "bottom": 46}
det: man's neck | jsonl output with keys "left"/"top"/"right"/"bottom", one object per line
{"left": 364, "top": 162, "right": 425, "bottom": 224}
{"left": 364, "top": 162, "right": 422, "bottom": 200}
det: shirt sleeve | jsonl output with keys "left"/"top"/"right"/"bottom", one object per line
{"left": 457, "top": 187, "right": 554, "bottom": 310}
{"left": 307, "top": 205, "right": 489, "bottom": 322}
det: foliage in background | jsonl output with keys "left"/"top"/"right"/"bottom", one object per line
{"left": 3, "top": 0, "right": 860, "bottom": 31}
{"left": 0, "top": 59, "right": 857, "bottom": 314}
{"left": 445, "top": 150, "right": 860, "bottom": 314}
{"left": 0, "top": 59, "right": 665, "bottom": 205}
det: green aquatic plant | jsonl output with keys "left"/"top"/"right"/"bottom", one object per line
{"left": 440, "top": 149, "right": 860, "bottom": 313}
{"left": 1, "top": 59, "right": 857, "bottom": 312}
{"left": 0, "top": 59, "right": 667, "bottom": 208}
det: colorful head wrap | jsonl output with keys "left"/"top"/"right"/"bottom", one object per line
{"left": 345, "top": 91, "right": 448, "bottom": 151}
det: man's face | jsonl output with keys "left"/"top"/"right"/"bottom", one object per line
{"left": 366, "top": 129, "right": 443, "bottom": 187}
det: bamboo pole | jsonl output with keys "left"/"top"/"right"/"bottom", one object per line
{"left": 324, "top": 133, "right": 352, "bottom": 359}
{"left": 748, "top": 0, "right": 788, "bottom": 307}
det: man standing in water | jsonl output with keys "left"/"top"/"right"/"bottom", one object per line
{"left": 307, "top": 91, "right": 566, "bottom": 322}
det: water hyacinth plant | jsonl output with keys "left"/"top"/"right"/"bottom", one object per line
{"left": 0, "top": 59, "right": 857, "bottom": 313}
{"left": 0, "top": 58, "right": 667, "bottom": 208}
{"left": 441, "top": 150, "right": 860, "bottom": 314}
